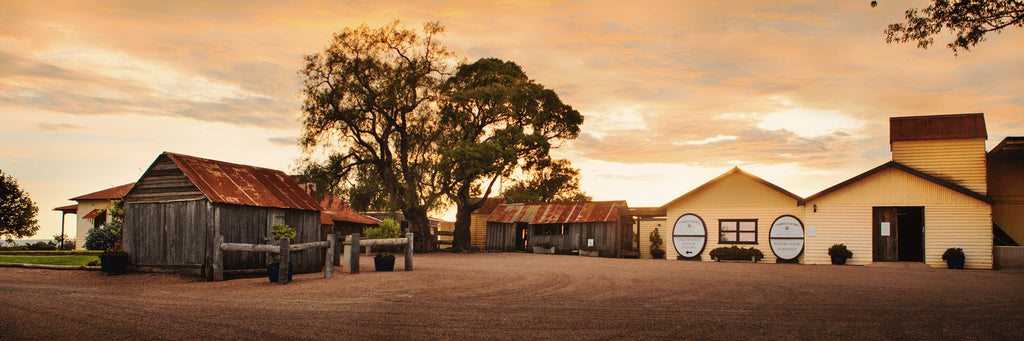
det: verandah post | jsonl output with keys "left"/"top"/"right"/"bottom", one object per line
{"left": 279, "top": 237, "right": 290, "bottom": 285}
{"left": 405, "top": 232, "right": 413, "bottom": 271}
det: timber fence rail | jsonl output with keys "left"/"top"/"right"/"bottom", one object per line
{"left": 342, "top": 233, "right": 414, "bottom": 274}
{"left": 212, "top": 234, "right": 337, "bottom": 284}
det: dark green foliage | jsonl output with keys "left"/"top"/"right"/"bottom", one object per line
{"left": 709, "top": 246, "right": 765, "bottom": 260}
{"left": 26, "top": 241, "right": 56, "bottom": 250}
{"left": 271, "top": 224, "right": 296, "bottom": 240}
{"left": 942, "top": 247, "right": 965, "bottom": 260}
{"left": 363, "top": 219, "right": 401, "bottom": 239}
{"left": 883, "top": 0, "right": 1024, "bottom": 54}
{"left": 85, "top": 224, "right": 120, "bottom": 251}
{"left": 0, "top": 170, "right": 40, "bottom": 244}
{"left": 827, "top": 243, "right": 854, "bottom": 259}
{"left": 649, "top": 229, "right": 665, "bottom": 258}
{"left": 502, "top": 159, "right": 591, "bottom": 204}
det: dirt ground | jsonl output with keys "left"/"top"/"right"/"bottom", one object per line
{"left": 2, "top": 253, "right": 1023, "bottom": 340}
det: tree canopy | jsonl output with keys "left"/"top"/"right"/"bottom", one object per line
{"left": 883, "top": 0, "right": 1024, "bottom": 54}
{"left": 298, "top": 20, "right": 454, "bottom": 251}
{"left": 502, "top": 159, "right": 591, "bottom": 204}
{"left": 0, "top": 170, "right": 40, "bottom": 244}
{"left": 436, "top": 58, "right": 583, "bottom": 251}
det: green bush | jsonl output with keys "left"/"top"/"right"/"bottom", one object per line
{"left": 709, "top": 246, "right": 764, "bottom": 261}
{"left": 85, "top": 224, "right": 120, "bottom": 251}
{"left": 363, "top": 219, "right": 401, "bottom": 239}
{"left": 649, "top": 228, "right": 664, "bottom": 258}
{"left": 942, "top": 247, "right": 965, "bottom": 261}
{"left": 827, "top": 244, "right": 853, "bottom": 259}
{"left": 26, "top": 241, "right": 57, "bottom": 250}
{"left": 271, "top": 224, "right": 296, "bottom": 240}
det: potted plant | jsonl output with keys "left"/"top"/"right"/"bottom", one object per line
{"left": 267, "top": 224, "right": 296, "bottom": 282}
{"left": 579, "top": 246, "right": 599, "bottom": 257}
{"left": 99, "top": 241, "right": 130, "bottom": 274}
{"left": 649, "top": 228, "right": 665, "bottom": 259}
{"left": 374, "top": 252, "right": 396, "bottom": 271}
{"left": 532, "top": 242, "right": 555, "bottom": 254}
{"left": 942, "top": 247, "right": 965, "bottom": 269}
{"left": 828, "top": 244, "right": 853, "bottom": 265}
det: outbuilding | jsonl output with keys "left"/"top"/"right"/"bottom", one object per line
{"left": 122, "top": 152, "right": 324, "bottom": 278}
{"left": 485, "top": 201, "right": 633, "bottom": 257}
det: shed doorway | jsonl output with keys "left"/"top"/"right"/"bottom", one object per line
{"left": 872, "top": 207, "right": 924, "bottom": 262}
{"left": 515, "top": 222, "right": 529, "bottom": 252}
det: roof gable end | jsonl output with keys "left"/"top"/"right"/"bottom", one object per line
{"left": 660, "top": 167, "right": 802, "bottom": 209}
{"left": 799, "top": 161, "right": 992, "bottom": 205}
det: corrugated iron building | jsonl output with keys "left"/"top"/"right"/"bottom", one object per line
{"left": 485, "top": 201, "right": 633, "bottom": 257}
{"left": 988, "top": 137, "right": 1024, "bottom": 245}
{"left": 123, "top": 152, "right": 324, "bottom": 278}
{"left": 470, "top": 197, "right": 506, "bottom": 249}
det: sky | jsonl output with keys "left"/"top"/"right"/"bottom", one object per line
{"left": 2, "top": 0, "right": 1022, "bottom": 241}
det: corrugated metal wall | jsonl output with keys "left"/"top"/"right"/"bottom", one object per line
{"left": 637, "top": 218, "right": 666, "bottom": 259}
{"left": 989, "top": 154, "right": 1024, "bottom": 244}
{"left": 891, "top": 139, "right": 987, "bottom": 195}
{"left": 470, "top": 213, "right": 488, "bottom": 248}
{"left": 804, "top": 167, "right": 992, "bottom": 269}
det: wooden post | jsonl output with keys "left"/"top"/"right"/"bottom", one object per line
{"left": 332, "top": 233, "right": 341, "bottom": 266}
{"left": 213, "top": 234, "right": 224, "bottom": 281}
{"left": 349, "top": 233, "right": 360, "bottom": 274}
{"left": 279, "top": 237, "right": 290, "bottom": 285}
{"left": 324, "top": 234, "right": 335, "bottom": 279}
{"left": 405, "top": 232, "right": 413, "bottom": 271}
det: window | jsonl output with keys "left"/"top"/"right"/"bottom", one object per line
{"left": 534, "top": 224, "right": 566, "bottom": 235}
{"left": 719, "top": 219, "right": 757, "bottom": 244}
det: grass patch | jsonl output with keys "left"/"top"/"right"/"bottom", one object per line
{"left": 0, "top": 255, "right": 99, "bottom": 266}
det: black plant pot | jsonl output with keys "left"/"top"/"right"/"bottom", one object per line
{"left": 830, "top": 255, "right": 848, "bottom": 265}
{"left": 374, "top": 257, "right": 395, "bottom": 271}
{"left": 100, "top": 257, "right": 129, "bottom": 274}
{"left": 267, "top": 263, "right": 293, "bottom": 282}
{"left": 946, "top": 258, "right": 965, "bottom": 269}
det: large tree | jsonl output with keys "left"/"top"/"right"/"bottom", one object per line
{"left": 883, "top": 0, "right": 1024, "bottom": 54}
{"left": 436, "top": 58, "right": 583, "bottom": 252}
{"left": 501, "top": 159, "right": 591, "bottom": 204}
{"left": 298, "top": 21, "right": 454, "bottom": 251}
{"left": 0, "top": 170, "right": 40, "bottom": 244}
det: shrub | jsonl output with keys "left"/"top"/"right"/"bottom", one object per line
{"left": 271, "top": 224, "right": 296, "bottom": 240}
{"left": 709, "top": 246, "right": 764, "bottom": 261}
{"left": 650, "top": 248, "right": 666, "bottom": 259}
{"left": 942, "top": 247, "right": 965, "bottom": 261}
{"left": 85, "top": 224, "right": 120, "bottom": 251}
{"left": 827, "top": 244, "right": 853, "bottom": 259}
{"left": 363, "top": 219, "right": 401, "bottom": 239}
{"left": 26, "top": 241, "right": 57, "bottom": 250}
{"left": 649, "top": 228, "right": 664, "bottom": 258}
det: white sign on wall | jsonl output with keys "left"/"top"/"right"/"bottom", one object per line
{"left": 769, "top": 215, "right": 805, "bottom": 261}
{"left": 880, "top": 222, "right": 890, "bottom": 236}
{"left": 672, "top": 213, "right": 707, "bottom": 259}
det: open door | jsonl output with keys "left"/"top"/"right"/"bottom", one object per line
{"left": 873, "top": 207, "right": 924, "bottom": 262}
{"left": 514, "top": 222, "right": 529, "bottom": 251}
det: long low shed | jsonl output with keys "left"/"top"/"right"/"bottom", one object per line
{"left": 485, "top": 201, "right": 633, "bottom": 257}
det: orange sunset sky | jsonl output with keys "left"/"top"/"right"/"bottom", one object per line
{"left": 2, "top": 0, "right": 1022, "bottom": 240}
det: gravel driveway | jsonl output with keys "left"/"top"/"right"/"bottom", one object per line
{"left": 2, "top": 253, "right": 1022, "bottom": 340}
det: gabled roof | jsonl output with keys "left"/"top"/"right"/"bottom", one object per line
{"left": 988, "top": 136, "right": 1024, "bottom": 158}
{"left": 890, "top": 113, "right": 987, "bottom": 143}
{"left": 472, "top": 197, "right": 507, "bottom": 215}
{"left": 486, "top": 201, "right": 628, "bottom": 224}
{"left": 799, "top": 161, "right": 993, "bottom": 205}
{"left": 660, "top": 167, "right": 802, "bottom": 209}
{"left": 319, "top": 196, "right": 380, "bottom": 225}
{"left": 131, "top": 152, "right": 322, "bottom": 211}
{"left": 70, "top": 183, "right": 135, "bottom": 201}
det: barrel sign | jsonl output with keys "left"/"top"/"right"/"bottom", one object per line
{"left": 672, "top": 213, "right": 706, "bottom": 259}
{"left": 769, "top": 215, "right": 804, "bottom": 260}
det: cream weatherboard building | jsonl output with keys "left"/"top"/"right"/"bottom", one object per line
{"left": 641, "top": 113, "right": 998, "bottom": 269}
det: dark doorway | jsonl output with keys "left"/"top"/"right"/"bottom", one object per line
{"left": 873, "top": 207, "right": 924, "bottom": 262}
{"left": 514, "top": 223, "right": 529, "bottom": 251}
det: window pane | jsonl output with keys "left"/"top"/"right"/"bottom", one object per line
{"left": 739, "top": 231, "right": 756, "bottom": 242}
{"left": 739, "top": 221, "right": 756, "bottom": 231}
{"left": 721, "top": 232, "right": 737, "bottom": 242}
{"left": 721, "top": 221, "right": 737, "bottom": 231}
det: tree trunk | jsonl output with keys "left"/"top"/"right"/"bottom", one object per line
{"left": 452, "top": 205, "right": 474, "bottom": 252}
{"left": 404, "top": 207, "right": 435, "bottom": 252}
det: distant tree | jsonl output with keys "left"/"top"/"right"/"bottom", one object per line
{"left": 298, "top": 21, "right": 455, "bottom": 252}
{"left": 437, "top": 58, "right": 584, "bottom": 252}
{"left": 502, "top": 159, "right": 591, "bottom": 204}
{"left": 0, "top": 170, "right": 39, "bottom": 244}
{"left": 882, "top": 0, "right": 1024, "bottom": 54}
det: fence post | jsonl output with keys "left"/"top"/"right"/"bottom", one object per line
{"left": 332, "top": 233, "right": 341, "bottom": 266}
{"left": 279, "top": 237, "right": 290, "bottom": 285}
{"left": 405, "top": 232, "right": 414, "bottom": 271}
{"left": 213, "top": 234, "right": 224, "bottom": 281}
{"left": 324, "top": 234, "right": 335, "bottom": 279}
{"left": 350, "top": 233, "right": 360, "bottom": 274}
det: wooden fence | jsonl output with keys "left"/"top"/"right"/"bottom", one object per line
{"left": 212, "top": 234, "right": 337, "bottom": 284}
{"left": 342, "top": 233, "right": 414, "bottom": 274}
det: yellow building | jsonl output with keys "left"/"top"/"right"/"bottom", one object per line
{"left": 469, "top": 197, "right": 506, "bottom": 249}
{"left": 654, "top": 113, "right": 996, "bottom": 269}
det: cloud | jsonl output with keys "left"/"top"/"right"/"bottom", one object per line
{"left": 267, "top": 136, "right": 297, "bottom": 146}
{"left": 34, "top": 122, "right": 81, "bottom": 132}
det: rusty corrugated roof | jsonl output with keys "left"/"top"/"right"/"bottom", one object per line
{"left": 472, "top": 197, "right": 507, "bottom": 215}
{"left": 486, "top": 201, "right": 627, "bottom": 224}
{"left": 70, "top": 183, "right": 135, "bottom": 201}
{"left": 53, "top": 204, "right": 78, "bottom": 213}
{"left": 890, "top": 113, "right": 987, "bottom": 142}
{"left": 163, "top": 152, "right": 322, "bottom": 211}
{"left": 319, "top": 196, "right": 380, "bottom": 225}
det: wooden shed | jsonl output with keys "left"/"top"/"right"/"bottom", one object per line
{"left": 319, "top": 196, "right": 380, "bottom": 241}
{"left": 485, "top": 201, "right": 633, "bottom": 257}
{"left": 122, "top": 152, "right": 324, "bottom": 278}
